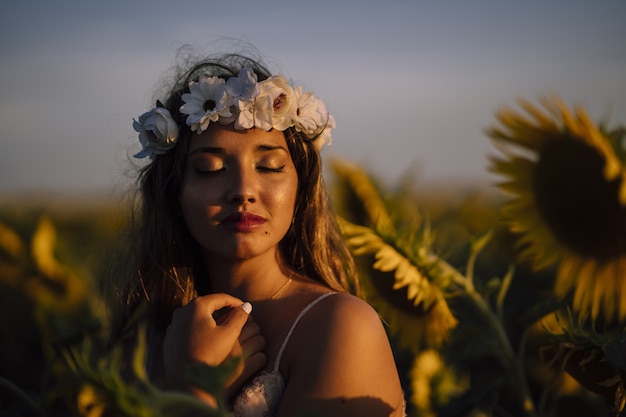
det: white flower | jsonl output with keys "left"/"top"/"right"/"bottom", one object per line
{"left": 234, "top": 95, "right": 273, "bottom": 130}
{"left": 226, "top": 69, "right": 261, "bottom": 130}
{"left": 134, "top": 67, "right": 334, "bottom": 158}
{"left": 293, "top": 87, "right": 329, "bottom": 137}
{"left": 313, "top": 114, "right": 335, "bottom": 150}
{"left": 226, "top": 68, "right": 260, "bottom": 101}
{"left": 133, "top": 107, "right": 179, "bottom": 159}
{"left": 258, "top": 75, "right": 298, "bottom": 131}
{"left": 180, "top": 75, "right": 234, "bottom": 134}
{"left": 234, "top": 99, "right": 255, "bottom": 130}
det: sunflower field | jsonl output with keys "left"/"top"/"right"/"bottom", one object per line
{"left": 1, "top": 97, "right": 625, "bottom": 416}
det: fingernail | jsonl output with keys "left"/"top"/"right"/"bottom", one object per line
{"left": 241, "top": 302, "right": 252, "bottom": 314}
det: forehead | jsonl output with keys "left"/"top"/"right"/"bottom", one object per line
{"left": 188, "top": 124, "right": 288, "bottom": 154}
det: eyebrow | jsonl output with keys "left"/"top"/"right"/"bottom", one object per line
{"left": 189, "top": 146, "right": 224, "bottom": 156}
{"left": 189, "top": 144, "right": 289, "bottom": 156}
{"left": 257, "top": 144, "right": 289, "bottom": 153}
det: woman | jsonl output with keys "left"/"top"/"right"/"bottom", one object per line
{"left": 110, "top": 51, "right": 405, "bottom": 416}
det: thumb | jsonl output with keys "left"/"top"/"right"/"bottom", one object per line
{"left": 217, "top": 302, "right": 253, "bottom": 340}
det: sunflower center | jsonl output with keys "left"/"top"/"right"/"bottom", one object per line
{"left": 203, "top": 99, "right": 216, "bottom": 112}
{"left": 533, "top": 135, "right": 626, "bottom": 260}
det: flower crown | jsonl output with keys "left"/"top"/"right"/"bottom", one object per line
{"left": 133, "top": 68, "right": 335, "bottom": 159}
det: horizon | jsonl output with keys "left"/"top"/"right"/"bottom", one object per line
{"left": 1, "top": 0, "right": 625, "bottom": 195}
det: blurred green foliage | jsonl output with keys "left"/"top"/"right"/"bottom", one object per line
{"left": 329, "top": 162, "right": 616, "bottom": 417}
{"left": 0, "top": 196, "right": 122, "bottom": 415}
{"left": 0, "top": 174, "right": 618, "bottom": 416}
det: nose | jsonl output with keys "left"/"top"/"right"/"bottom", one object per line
{"left": 227, "top": 165, "right": 257, "bottom": 205}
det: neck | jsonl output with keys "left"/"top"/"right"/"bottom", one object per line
{"left": 202, "top": 252, "right": 293, "bottom": 302}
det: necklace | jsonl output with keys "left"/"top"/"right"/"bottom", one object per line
{"left": 270, "top": 277, "right": 293, "bottom": 300}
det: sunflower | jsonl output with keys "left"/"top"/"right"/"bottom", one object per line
{"left": 539, "top": 310, "right": 626, "bottom": 414}
{"left": 487, "top": 96, "right": 626, "bottom": 322}
{"left": 409, "top": 349, "right": 469, "bottom": 417}
{"left": 331, "top": 160, "right": 457, "bottom": 351}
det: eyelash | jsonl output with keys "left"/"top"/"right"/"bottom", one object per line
{"left": 257, "top": 165, "right": 285, "bottom": 173}
{"left": 193, "top": 168, "right": 223, "bottom": 176}
{"left": 193, "top": 165, "right": 285, "bottom": 175}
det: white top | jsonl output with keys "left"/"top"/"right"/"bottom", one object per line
{"left": 231, "top": 292, "right": 336, "bottom": 417}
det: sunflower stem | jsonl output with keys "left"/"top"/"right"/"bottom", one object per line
{"left": 466, "top": 283, "right": 537, "bottom": 416}
{"left": 434, "top": 253, "right": 536, "bottom": 416}
{"left": 466, "top": 230, "right": 493, "bottom": 290}
{"left": 496, "top": 266, "right": 515, "bottom": 323}
{"left": 466, "top": 274, "right": 536, "bottom": 416}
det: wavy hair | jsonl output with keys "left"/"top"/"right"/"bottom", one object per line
{"left": 108, "top": 52, "right": 358, "bottom": 339}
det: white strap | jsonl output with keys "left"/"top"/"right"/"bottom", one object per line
{"left": 272, "top": 292, "right": 336, "bottom": 372}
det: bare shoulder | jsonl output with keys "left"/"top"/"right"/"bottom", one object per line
{"left": 297, "top": 292, "right": 393, "bottom": 364}
{"left": 278, "top": 292, "right": 405, "bottom": 416}
{"left": 280, "top": 291, "right": 386, "bottom": 352}
{"left": 304, "top": 292, "right": 385, "bottom": 333}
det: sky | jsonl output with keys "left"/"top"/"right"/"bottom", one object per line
{"left": 1, "top": 0, "right": 625, "bottom": 196}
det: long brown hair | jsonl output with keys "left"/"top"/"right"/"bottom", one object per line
{"left": 108, "top": 52, "right": 358, "bottom": 341}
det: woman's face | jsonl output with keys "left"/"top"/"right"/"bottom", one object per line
{"left": 179, "top": 124, "right": 298, "bottom": 262}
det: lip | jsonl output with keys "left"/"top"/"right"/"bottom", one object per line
{"left": 221, "top": 211, "right": 267, "bottom": 232}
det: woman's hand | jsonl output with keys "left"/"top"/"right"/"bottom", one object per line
{"left": 163, "top": 293, "right": 265, "bottom": 405}
{"left": 223, "top": 317, "right": 267, "bottom": 400}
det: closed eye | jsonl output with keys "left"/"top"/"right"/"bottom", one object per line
{"left": 257, "top": 165, "right": 285, "bottom": 173}
{"left": 193, "top": 167, "right": 225, "bottom": 175}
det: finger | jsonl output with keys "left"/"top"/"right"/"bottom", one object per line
{"left": 228, "top": 322, "right": 263, "bottom": 360}
{"left": 194, "top": 293, "right": 246, "bottom": 315}
{"left": 238, "top": 319, "right": 261, "bottom": 343}
{"left": 168, "top": 293, "right": 244, "bottom": 329}
{"left": 216, "top": 302, "right": 253, "bottom": 341}
{"left": 246, "top": 351, "right": 267, "bottom": 374}
{"left": 240, "top": 334, "right": 266, "bottom": 360}
{"left": 241, "top": 352, "right": 267, "bottom": 381}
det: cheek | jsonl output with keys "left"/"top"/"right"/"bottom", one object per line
{"left": 269, "top": 178, "right": 298, "bottom": 220}
{"left": 179, "top": 182, "right": 218, "bottom": 226}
